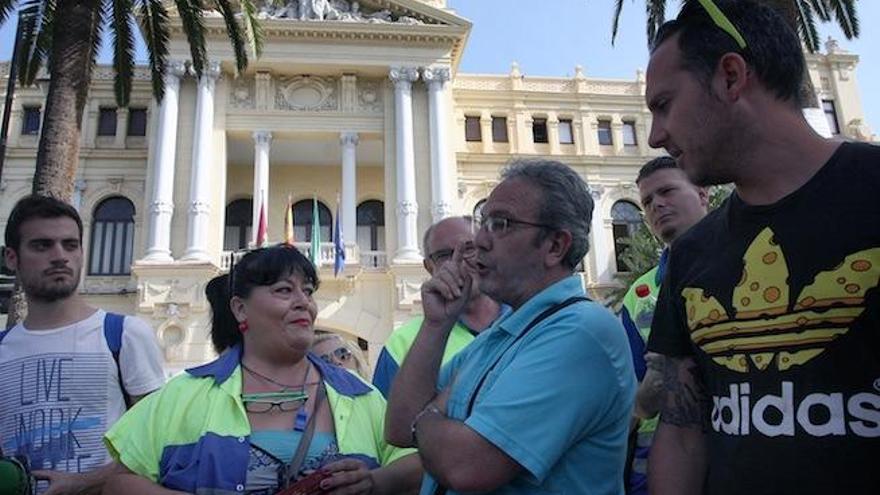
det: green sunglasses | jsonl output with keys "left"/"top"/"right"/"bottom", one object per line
{"left": 697, "top": 0, "right": 747, "bottom": 50}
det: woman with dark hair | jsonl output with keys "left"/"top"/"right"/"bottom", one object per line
{"left": 103, "top": 245, "right": 421, "bottom": 494}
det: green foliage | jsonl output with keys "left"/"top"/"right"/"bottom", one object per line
{"left": 610, "top": 0, "right": 860, "bottom": 53}
{"left": 605, "top": 222, "right": 663, "bottom": 310}
{"left": 604, "top": 184, "right": 732, "bottom": 309}
{"left": 4, "top": 0, "right": 264, "bottom": 105}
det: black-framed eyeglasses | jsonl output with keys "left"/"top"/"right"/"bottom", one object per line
{"left": 320, "top": 347, "right": 352, "bottom": 365}
{"left": 476, "top": 215, "right": 554, "bottom": 236}
{"left": 241, "top": 391, "right": 308, "bottom": 413}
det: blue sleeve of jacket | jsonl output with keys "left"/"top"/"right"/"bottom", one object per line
{"left": 371, "top": 347, "right": 400, "bottom": 399}
{"left": 620, "top": 306, "right": 647, "bottom": 382}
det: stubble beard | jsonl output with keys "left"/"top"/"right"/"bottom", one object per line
{"left": 26, "top": 274, "right": 80, "bottom": 303}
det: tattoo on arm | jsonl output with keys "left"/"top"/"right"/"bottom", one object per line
{"left": 658, "top": 356, "right": 711, "bottom": 431}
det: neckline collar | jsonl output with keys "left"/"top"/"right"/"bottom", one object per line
{"left": 186, "top": 344, "right": 372, "bottom": 397}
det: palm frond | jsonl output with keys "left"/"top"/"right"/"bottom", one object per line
{"left": 796, "top": 0, "right": 821, "bottom": 52}
{"left": 137, "top": 0, "right": 170, "bottom": 101}
{"left": 824, "top": 0, "right": 858, "bottom": 39}
{"left": 0, "top": 0, "right": 17, "bottom": 27}
{"left": 806, "top": 0, "right": 829, "bottom": 21}
{"left": 610, "top": 0, "right": 626, "bottom": 46}
{"left": 17, "top": 0, "right": 50, "bottom": 86}
{"left": 237, "top": 0, "right": 263, "bottom": 63}
{"left": 87, "top": 0, "right": 106, "bottom": 76}
{"left": 111, "top": 0, "right": 134, "bottom": 107}
{"left": 211, "top": 0, "right": 247, "bottom": 74}
{"left": 173, "top": 0, "right": 207, "bottom": 78}
{"left": 645, "top": 0, "right": 666, "bottom": 47}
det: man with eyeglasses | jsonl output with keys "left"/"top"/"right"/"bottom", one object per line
{"left": 372, "top": 216, "right": 503, "bottom": 398}
{"left": 644, "top": 1, "right": 880, "bottom": 494}
{"left": 386, "top": 160, "right": 635, "bottom": 494}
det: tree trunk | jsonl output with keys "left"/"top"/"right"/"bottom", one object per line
{"left": 6, "top": 0, "right": 102, "bottom": 328}
{"left": 32, "top": 0, "right": 102, "bottom": 199}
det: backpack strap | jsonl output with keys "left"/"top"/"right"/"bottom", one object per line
{"left": 0, "top": 327, "right": 11, "bottom": 345}
{"left": 103, "top": 312, "right": 132, "bottom": 408}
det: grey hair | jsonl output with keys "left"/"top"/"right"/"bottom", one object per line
{"left": 500, "top": 159, "right": 593, "bottom": 270}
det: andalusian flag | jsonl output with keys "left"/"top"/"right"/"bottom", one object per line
{"left": 284, "top": 194, "right": 295, "bottom": 245}
{"left": 310, "top": 196, "right": 322, "bottom": 267}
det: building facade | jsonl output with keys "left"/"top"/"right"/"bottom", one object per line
{"left": 0, "top": 0, "right": 874, "bottom": 373}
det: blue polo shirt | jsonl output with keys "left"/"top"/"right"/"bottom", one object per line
{"left": 420, "top": 275, "right": 636, "bottom": 495}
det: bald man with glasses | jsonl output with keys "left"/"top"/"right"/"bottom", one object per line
{"left": 372, "top": 216, "right": 503, "bottom": 398}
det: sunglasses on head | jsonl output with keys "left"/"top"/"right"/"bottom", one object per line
{"left": 320, "top": 346, "right": 352, "bottom": 365}
{"left": 695, "top": 0, "right": 747, "bottom": 49}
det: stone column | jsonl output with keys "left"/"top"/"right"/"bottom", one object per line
{"left": 547, "top": 112, "right": 561, "bottom": 155}
{"left": 423, "top": 66, "right": 454, "bottom": 222}
{"left": 611, "top": 116, "right": 624, "bottom": 154}
{"left": 340, "top": 132, "right": 358, "bottom": 248}
{"left": 144, "top": 60, "right": 186, "bottom": 261}
{"left": 389, "top": 66, "right": 421, "bottom": 262}
{"left": 480, "top": 110, "right": 492, "bottom": 154}
{"left": 589, "top": 185, "right": 610, "bottom": 283}
{"left": 252, "top": 131, "right": 272, "bottom": 245}
{"left": 114, "top": 108, "right": 128, "bottom": 148}
{"left": 72, "top": 180, "right": 87, "bottom": 211}
{"left": 183, "top": 62, "right": 221, "bottom": 261}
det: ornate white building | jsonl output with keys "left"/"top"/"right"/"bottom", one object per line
{"left": 0, "top": 0, "right": 874, "bottom": 373}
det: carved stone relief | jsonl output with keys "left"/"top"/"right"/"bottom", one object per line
{"left": 254, "top": 0, "right": 427, "bottom": 24}
{"left": 229, "top": 77, "right": 256, "bottom": 109}
{"left": 357, "top": 81, "right": 383, "bottom": 112}
{"left": 276, "top": 75, "right": 338, "bottom": 111}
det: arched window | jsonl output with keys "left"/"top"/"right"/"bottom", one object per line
{"left": 611, "top": 200, "right": 643, "bottom": 272}
{"left": 356, "top": 200, "right": 385, "bottom": 252}
{"left": 224, "top": 198, "right": 253, "bottom": 251}
{"left": 89, "top": 197, "right": 135, "bottom": 276}
{"left": 473, "top": 198, "right": 487, "bottom": 220}
{"left": 293, "top": 199, "right": 332, "bottom": 242}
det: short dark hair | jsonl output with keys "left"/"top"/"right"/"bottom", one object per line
{"left": 636, "top": 156, "right": 679, "bottom": 184}
{"left": 5, "top": 195, "right": 84, "bottom": 251}
{"left": 205, "top": 245, "right": 320, "bottom": 354}
{"left": 500, "top": 159, "right": 593, "bottom": 270}
{"left": 652, "top": 0, "right": 804, "bottom": 105}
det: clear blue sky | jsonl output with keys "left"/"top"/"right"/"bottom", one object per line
{"left": 449, "top": 0, "right": 879, "bottom": 136}
{"left": 1, "top": 0, "right": 877, "bottom": 134}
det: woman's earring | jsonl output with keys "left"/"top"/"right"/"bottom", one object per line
{"left": 238, "top": 320, "right": 249, "bottom": 333}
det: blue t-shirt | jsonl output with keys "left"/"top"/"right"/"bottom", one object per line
{"left": 420, "top": 275, "right": 636, "bottom": 495}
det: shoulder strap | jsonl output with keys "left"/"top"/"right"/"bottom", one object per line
{"left": 465, "top": 296, "right": 589, "bottom": 416}
{"left": 433, "top": 296, "right": 589, "bottom": 495}
{"left": 103, "top": 312, "right": 132, "bottom": 408}
{"left": 283, "top": 383, "right": 327, "bottom": 487}
{"left": 0, "top": 327, "right": 11, "bottom": 345}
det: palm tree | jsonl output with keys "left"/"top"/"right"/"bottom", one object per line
{"left": 610, "top": 0, "right": 860, "bottom": 106}
{"left": 1, "top": 0, "right": 263, "bottom": 326}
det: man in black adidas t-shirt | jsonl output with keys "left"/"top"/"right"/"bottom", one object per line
{"left": 643, "top": 1, "right": 880, "bottom": 494}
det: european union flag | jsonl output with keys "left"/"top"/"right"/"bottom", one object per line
{"left": 334, "top": 204, "right": 345, "bottom": 276}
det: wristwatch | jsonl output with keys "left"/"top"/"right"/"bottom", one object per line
{"left": 410, "top": 403, "right": 443, "bottom": 446}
